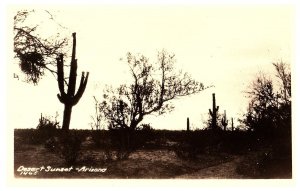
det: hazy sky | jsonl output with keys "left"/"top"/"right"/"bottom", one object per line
{"left": 8, "top": 5, "right": 294, "bottom": 130}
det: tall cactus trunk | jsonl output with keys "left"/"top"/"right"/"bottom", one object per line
{"left": 209, "top": 93, "right": 219, "bottom": 131}
{"left": 57, "top": 33, "right": 89, "bottom": 132}
{"left": 62, "top": 104, "right": 73, "bottom": 131}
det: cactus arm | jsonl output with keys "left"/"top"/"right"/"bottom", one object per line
{"left": 57, "top": 54, "right": 66, "bottom": 97}
{"left": 216, "top": 106, "right": 219, "bottom": 111}
{"left": 57, "top": 93, "right": 65, "bottom": 103}
{"left": 72, "top": 72, "right": 89, "bottom": 105}
{"left": 209, "top": 109, "right": 213, "bottom": 116}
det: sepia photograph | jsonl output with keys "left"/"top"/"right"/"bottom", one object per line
{"left": 5, "top": 1, "right": 296, "bottom": 185}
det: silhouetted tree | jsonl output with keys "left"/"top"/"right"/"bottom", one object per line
{"left": 57, "top": 33, "right": 89, "bottom": 131}
{"left": 271, "top": 62, "right": 291, "bottom": 132}
{"left": 244, "top": 73, "right": 276, "bottom": 131}
{"left": 241, "top": 62, "right": 292, "bottom": 177}
{"left": 99, "top": 50, "right": 207, "bottom": 131}
{"left": 273, "top": 61, "right": 291, "bottom": 104}
{"left": 90, "top": 96, "right": 104, "bottom": 130}
{"left": 242, "top": 62, "right": 291, "bottom": 133}
{"left": 13, "top": 10, "right": 68, "bottom": 84}
{"left": 97, "top": 50, "right": 208, "bottom": 155}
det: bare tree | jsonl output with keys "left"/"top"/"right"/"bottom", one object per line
{"left": 90, "top": 96, "right": 104, "bottom": 130}
{"left": 99, "top": 50, "right": 209, "bottom": 131}
{"left": 242, "top": 62, "right": 291, "bottom": 132}
{"left": 243, "top": 73, "right": 277, "bottom": 130}
{"left": 13, "top": 10, "right": 69, "bottom": 84}
{"left": 272, "top": 61, "right": 291, "bottom": 104}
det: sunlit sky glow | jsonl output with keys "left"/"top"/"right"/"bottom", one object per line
{"left": 8, "top": 5, "right": 294, "bottom": 130}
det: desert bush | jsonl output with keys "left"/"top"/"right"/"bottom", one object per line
{"left": 174, "top": 132, "right": 200, "bottom": 160}
{"left": 91, "top": 130, "right": 110, "bottom": 148}
{"left": 174, "top": 143, "right": 197, "bottom": 160}
{"left": 44, "top": 136, "right": 60, "bottom": 152}
{"left": 36, "top": 113, "right": 59, "bottom": 131}
{"left": 108, "top": 128, "right": 133, "bottom": 160}
{"left": 25, "top": 114, "right": 60, "bottom": 145}
{"left": 220, "top": 131, "right": 258, "bottom": 154}
{"left": 135, "top": 124, "right": 155, "bottom": 148}
{"left": 111, "top": 124, "right": 155, "bottom": 159}
{"left": 91, "top": 130, "right": 115, "bottom": 161}
{"left": 91, "top": 127, "right": 153, "bottom": 161}
{"left": 44, "top": 130, "right": 89, "bottom": 165}
{"left": 16, "top": 128, "right": 83, "bottom": 165}
{"left": 58, "top": 132, "right": 82, "bottom": 165}
{"left": 174, "top": 129, "right": 223, "bottom": 160}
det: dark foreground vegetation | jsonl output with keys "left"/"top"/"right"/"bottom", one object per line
{"left": 14, "top": 125, "right": 291, "bottom": 179}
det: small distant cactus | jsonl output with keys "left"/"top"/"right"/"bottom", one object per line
{"left": 231, "top": 117, "right": 234, "bottom": 131}
{"left": 187, "top": 117, "right": 190, "bottom": 132}
{"left": 221, "top": 110, "right": 228, "bottom": 131}
{"left": 209, "top": 93, "right": 219, "bottom": 130}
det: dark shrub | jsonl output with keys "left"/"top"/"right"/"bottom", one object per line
{"left": 108, "top": 128, "right": 132, "bottom": 160}
{"left": 174, "top": 129, "right": 223, "bottom": 160}
{"left": 135, "top": 124, "right": 155, "bottom": 148}
{"left": 91, "top": 130, "right": 114, "bottom": 161}
{"left": 44, "top": 136, "right": 60, "bottom": 152}
{"left": 91, "top": 130, "right": 110, "bottom": 148}
{"left": 58, "top": 132, "right": 82, "bottom": 165}
{"left": 28, "top": 113, "right": 60, "bottom": 145}
{"left": 36, "top": 113, "right": 59, "bottom": 131}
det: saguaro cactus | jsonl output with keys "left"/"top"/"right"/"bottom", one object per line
{"left": 231, "top": 117, "right": 234, "bottom": 131}
{"left": 187, "top": 117, "right": 190, "bottom": 132}
{"left": 221, "top": 110, "right": 228, "bottom": 131}
{"left": 209, "top": 93, "right": 219, "bottom": 130}
{"left": 57, "top": 33, "right": 89, "bottom": 131}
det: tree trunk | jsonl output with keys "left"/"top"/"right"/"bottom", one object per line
{"left": 62, "top": 104, "right": 73, "bottom": 131}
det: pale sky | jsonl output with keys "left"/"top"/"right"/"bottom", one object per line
{"left": 8, "top": 5, "right": 294, "bottom": 130}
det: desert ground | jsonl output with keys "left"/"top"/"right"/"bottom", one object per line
{"left": 14, "top": 129, "right": 292, "bottom": 179}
